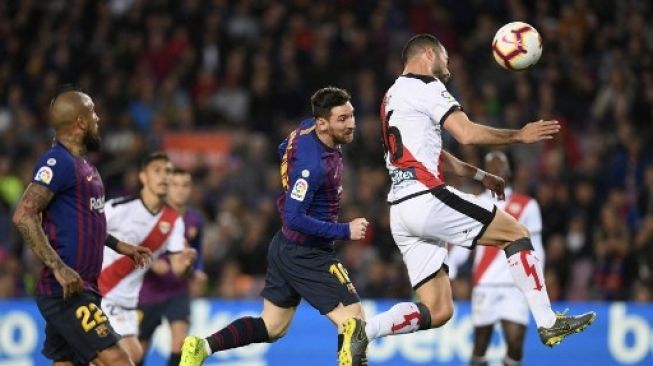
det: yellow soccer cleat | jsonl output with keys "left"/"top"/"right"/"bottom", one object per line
{"left": 180, "top": 335, "right": 209, "bottom": 366}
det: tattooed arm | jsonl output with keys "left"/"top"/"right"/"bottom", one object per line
{"left": 12, "top": 183, "right": 83, "bottom": 299}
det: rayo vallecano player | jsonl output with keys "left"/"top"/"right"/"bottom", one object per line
{"left": 363, "top": 34, "right": 595, "bottom": 348}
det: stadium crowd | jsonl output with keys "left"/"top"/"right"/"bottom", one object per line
{"left": 0, "top": 0, "right": 652, "bottom": 303}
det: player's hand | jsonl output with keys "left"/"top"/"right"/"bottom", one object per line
{"left": 181, "top": 247, "right": 197, "bottom": 264}
{"left": 151, "top": 258, "right": 170, "bottom": 275}
{"left": 349, "top": 218, "right": 369, "bottom": 240}
{"left": 116, "top": 241, "right": 153, "bottom": 268}
{"left": 53, "top": 263, "right": 83, "bottom": 300}
{"left": 482, "top": 173, "right": 506, "bottom": 200}
{"left": 516, "top": 120, "right": 560, "bottom": 143}
{"left": 180, "top": 248, "right": 198, "bottom": 276}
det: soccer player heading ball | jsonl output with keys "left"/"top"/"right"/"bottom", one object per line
{"left": 367, "top": 33, "right": 595, "bottom": 348}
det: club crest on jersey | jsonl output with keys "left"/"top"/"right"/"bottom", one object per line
{"left": 290, "top": 178, "right": 308, "bottom": 201}
{"left": 34, "top": 166, "right": 54, "bottom": 185}
{"left": 159, "top": 221, "right": 171, "bottom": 234}
{"left": 95, "top": 323, "right": 109, "bottom": 338}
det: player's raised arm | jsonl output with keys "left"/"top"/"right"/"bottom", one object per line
{"left": 442, "top": 110, "right": 560, "bottom": 145}
{"left": 13, "top": 183, "right": 83, "bottom": 299}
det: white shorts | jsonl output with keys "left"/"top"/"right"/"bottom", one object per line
{"left": 101, "top": 299, "right": 138, "bottom": 336}
{"left": 471, "top": 286, "right": 529, "bottom": 326}
{"left": 390, "top": 185, "right": 496, "bottom": 288}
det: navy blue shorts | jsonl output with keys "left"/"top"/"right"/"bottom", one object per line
{"left": 261, "top": 231, "right": 360, "bottom": 315}
{"left": 138, "top": 292, "right": 191, "bottom": 341}
{"left": 36, "top": 290, "right": 120, "bottom": 364}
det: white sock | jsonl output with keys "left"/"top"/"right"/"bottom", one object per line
{"left": 471, "top": 356, "right": 488, "bottom": 366}
{"left": 503, "top": 356, "right": 522, "bottom": 366}
{"left": 203, "top": 338, "right": 212, "bottom": 355}
{"left": 365, "top": 302, "right": 424, "bottom": 340}
{"left": 506, "top": 245, "right": 556, "bottom": 328}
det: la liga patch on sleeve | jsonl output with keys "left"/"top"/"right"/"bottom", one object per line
{"left": 290, "top": 178, "right": 309, "bottom": 201}
{"left": 34, "top": 166, "right": 54, "bottom": 185}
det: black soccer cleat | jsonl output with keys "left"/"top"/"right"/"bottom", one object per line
{"left": 339, "top": 317, "right": 369, "bottom": 366}
{"left": 538, "top": 310, "right": 597, "bottom": 347}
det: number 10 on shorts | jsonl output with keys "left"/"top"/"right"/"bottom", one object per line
{"left": 329, "top": 263, "right": 351, "bottom": 284}
{"left": 329, "top": 263, "right": 358, "bottom": 294}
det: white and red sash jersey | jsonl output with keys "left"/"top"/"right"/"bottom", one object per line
{"left": 380, "top": 74, "right": 461, "bottom": 202}
{"left": 472, "top": 189, "right": 544, "bottom": 286}
{"left": 99, "top": 196, "right": 185, "bottom": 308}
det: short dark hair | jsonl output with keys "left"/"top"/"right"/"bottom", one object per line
{"left": 140, "top": 151, "right": 170, "bottom": 170}
{"left": 311, "top": 86, "right": 351, "bottom": 119}
{"left": 402, "top": 34, "right": 442, "bottom": 65}
{"left": 172, "top": 167, "right": 191, "bottom": 176}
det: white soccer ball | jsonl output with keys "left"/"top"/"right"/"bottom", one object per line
{"left": 492, "top": 21, "right": 542, "bottom": 71}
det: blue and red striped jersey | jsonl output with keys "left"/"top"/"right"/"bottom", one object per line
{"left": 138, "top": 208, "right": 204, "bottom": 305}
{"left": 277, "top": 118, "right": 350, "bottom": 247}
{"left": 31, "top": 142, "right": 106, "bottom": 296}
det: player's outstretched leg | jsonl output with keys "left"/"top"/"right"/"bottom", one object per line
{"left": 503, "top": 237, "right": 596, "bottom": 346}
{"left": 180, "top": 316, "right": 270, "bottom": 366}
{"left": 339, "top": 317, "right": 369, "bottom": 366}
{"left": 364, "top": 302, "right": 431, "bottom": 340}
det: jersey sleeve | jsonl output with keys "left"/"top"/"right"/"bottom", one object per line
{"left": 166, "top": 216, "right": 186, "bottom": 253}
{"left": 283, "top": 152, "right": 350, "bottom": 240}
{"left": 420, "top": 81, "right": 461, "bottom": 125}
{"left": 31, "top": 151, "right": 75, "bottom": 194}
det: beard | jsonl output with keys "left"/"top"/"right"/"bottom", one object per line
{"left": 432, "top": 60, "right": 451, "bottom": 83}
{"left": 83, "top": 129, "right": 101, "bottom": 152}
{"left": 333, "top": 130, "right": 354, "bottom": 145}
{"left": 434, "top": 67, "right": 451, "bottom": 83}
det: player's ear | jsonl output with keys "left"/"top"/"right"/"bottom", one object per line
{"left": 422, "top": 47, "right": 432, "bottom": 61}
{"left": 315, "top": 116, "right": 329, "bottom": 132}
{"left": 76, "top": 114, "right": 87, "bottom": 131}
{"left": 138, "top": 170, "right": 147, "bottom": 186}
